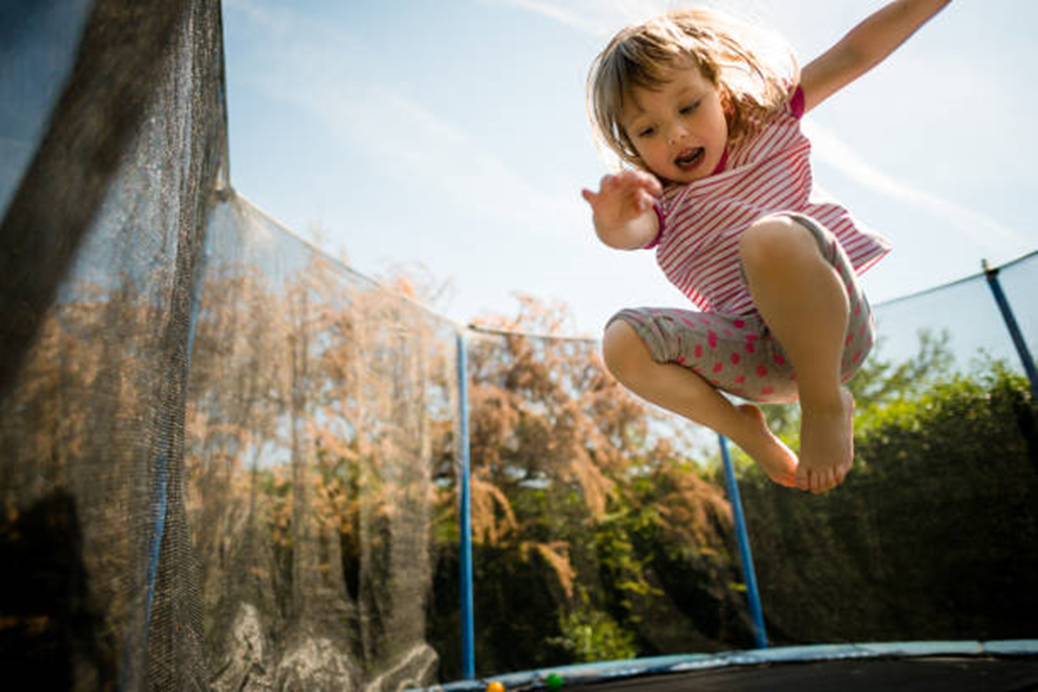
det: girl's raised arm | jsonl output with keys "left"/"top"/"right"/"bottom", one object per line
{"left": 800, "top": 0, "right": 951, "bottom": 114}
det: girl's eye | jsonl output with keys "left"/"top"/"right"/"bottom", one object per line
{"left": 637, "top": 126, "right": 656, "bottom": 138}
{"left": 680, "top": 101, "right": 700, "bottom": 115}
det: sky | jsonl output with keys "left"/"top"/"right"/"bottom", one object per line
{"left": 222, "top": 0, "right": 1038, "bottom": 338}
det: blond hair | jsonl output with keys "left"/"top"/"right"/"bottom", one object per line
{"left": 587, "top": 8, "right": 796, "bottom": 170}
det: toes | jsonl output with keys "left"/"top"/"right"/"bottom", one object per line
{"left": 807, "top": 467, "right": 842, "bottom": 494}
{"left": 811, "top": 470, "right": 827, "bottom": 494}
{"left": 835, "top": 463, "right": 850, "bottom": 485}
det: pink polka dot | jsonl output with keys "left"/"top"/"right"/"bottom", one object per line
{"left": 676, "top": 356, "right": 686, "bottom": 365}
{"left": 745, "top": 342, "right": 756, "bottom": 354}
{"left": 734, "top": 375, "right": 746, "bottom": 385}
{"left": 756, "top": 365, "right": 768, "bottom": 378}
{"left": 790, "top": 373, "right": 797, "bottom": 381}
{"left": 700, "top": 316, "right": 713, "bottom": 326}
{"left": 761, "top": 386, "right": 774, "bottom": 395}
{"left": 845, "top": 333, "right": 854, "bottom": 346}
{"left": 852, "top": 350, "right": 862, "bottom": 363}
{"left": 694, "top": 344, "right": 703, "bottom": 358}
{"left": 712, "top": 362, "right": 724, "bottom": 374}
{"left": 730, "top": 353, "right": 741, "bottom": 365}
{"left": 854, "top": 303, "right": 862, "bottom": 317}
{"left": 746, "top": 334, "right": 759, "bottom": 342}
{"left": 859, "top": 323, "right": 867, "bottom": 336}
{"left": 681, "top": 317, "right": 696, "bottom": 327}
{"left": 708, "top": 330, "right": 718, "bottom": 349}
{"left": 733, "top": 319, "right": 746, "bottom": 329}
{"left": 774, "top": 354, "right": 786, "bottom": 365}
{"left": 722, "top": 328, "right": 733, "bottom": 337}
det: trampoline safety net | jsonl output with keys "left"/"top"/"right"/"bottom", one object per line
{"left": 1, "top": 1, "right": 1036, "bottom": 691}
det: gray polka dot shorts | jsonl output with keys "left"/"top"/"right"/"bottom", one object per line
{"left": 608, "top": 214, "right": 875, "bottom": 404}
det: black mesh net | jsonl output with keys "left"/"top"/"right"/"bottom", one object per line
{"left": 189, "top": 195, "right": 452, "bottom": 689}
{"left": 870, "top": 252, "right": 1038, "bottom": 372}
{"left": 1, "top": 1, "right": 448, "bottom": 689}
{"left": 2, "top": 1, "right": 225, "bottom": 689}
{"left": 734, "top": 254, "right": 1038, "bottom": 648}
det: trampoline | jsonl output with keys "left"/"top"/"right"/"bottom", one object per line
{"left": 424, "top": 642, "right": 1038, "bottom": 691}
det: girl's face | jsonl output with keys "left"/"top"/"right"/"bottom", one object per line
{"left": 622, "top": 63, "right": 729, "bottom": 184}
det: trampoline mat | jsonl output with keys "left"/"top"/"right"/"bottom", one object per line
{"left": 566, "top": 656, "right": 1038, "bottom": 691}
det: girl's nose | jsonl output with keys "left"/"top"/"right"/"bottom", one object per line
{"left": 667, "top": 123, "right": 688, "bottom": 145}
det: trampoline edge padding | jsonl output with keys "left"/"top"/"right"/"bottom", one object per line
{"left": 414, "top": 639, "right": 1038, "bottom": 691}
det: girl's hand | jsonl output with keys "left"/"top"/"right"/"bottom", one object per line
{"left": 581, "top": 170, "right": 662, "bottom": 249}
{"left": 581, "top": 169, "right": 661, "bottom": 225}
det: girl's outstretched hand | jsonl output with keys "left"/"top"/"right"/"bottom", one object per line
{"left": 582, "top": 170, "right": 662, "bottom": 249}
{"left": 582, "top": 169, "right": 661, "bottom": 225}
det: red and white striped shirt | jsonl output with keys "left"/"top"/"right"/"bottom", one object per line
{"left": 648, "top": 86, "right": 891, "bottom": 315}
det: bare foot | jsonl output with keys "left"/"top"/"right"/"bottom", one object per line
{"left": 795, "top": 388, "right": 855, "bottom": 493}
{"left": 735, "top": 403, "right": 799, "bottom": 488}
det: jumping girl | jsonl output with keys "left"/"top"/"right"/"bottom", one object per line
{"left": 582, "top": 1, "right": 950, "bottom": 493}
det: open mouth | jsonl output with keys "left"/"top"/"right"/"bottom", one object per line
{"left": 674, "top": 147, "right": 705, "bottom": 170}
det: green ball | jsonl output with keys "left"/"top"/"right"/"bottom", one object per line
{"left": 545, "top": 672, "right": 563, "bottom": 689}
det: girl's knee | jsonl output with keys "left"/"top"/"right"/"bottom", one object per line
{"left": 602, "top": 320, "right": 650, "bottom": 381}
{"left": 739, "top": 215, "right": 816, "bottom": 270}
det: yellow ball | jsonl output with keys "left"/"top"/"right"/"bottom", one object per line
{"left": 485, "top": 682, "right": 505, "bottom": 692}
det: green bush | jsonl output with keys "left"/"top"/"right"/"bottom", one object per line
{"left": 740, "top": 362, "right": 1038, "bottom": 644}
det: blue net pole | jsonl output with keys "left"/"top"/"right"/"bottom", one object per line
{"left": 718, "top": 434, "right": 768, "bottom": 649}
{"left": 456, "top": 332, "right": 476, "bottom": 679}
{"left": 983, "top": 260, "right": 1038, "bottom": 398}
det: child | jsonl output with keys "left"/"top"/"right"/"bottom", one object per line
{"left": 582, "top": 1, "right": 950, "bottom": 493}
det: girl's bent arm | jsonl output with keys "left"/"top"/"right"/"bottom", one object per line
{"left": 800, "top": 0, "right": 951, "bottom": 113}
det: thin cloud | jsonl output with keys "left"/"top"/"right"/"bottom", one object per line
{"left": 482, "top": 0, "right": 616, "bottom": 35}
{"left": 803, "top": 119, "right": 1031, "bottom": 255}
{"left": 226, "top": 0, "right": 586, "bottom": 244}
{"left": 479, "top": 0, "right": 771, "bottom": 36}
{"left": 224, "top": 0, "right": 296, "bottom": 37}
{"left": 479, "top": 0, "right": 678, "bottom": 36}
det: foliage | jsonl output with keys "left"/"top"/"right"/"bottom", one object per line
{"left": 551, "top": 587, "right": 638, "bottom": 662}
{"left": 425, "top": 296, "right": 756, "bottom": 677}
{"left": 739, "top": 359, "right": 1038, "bottom": 644}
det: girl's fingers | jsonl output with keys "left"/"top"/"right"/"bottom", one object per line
{"left": 597, "top": 170, "right": 662, "bottom": 196}
{"left": 583, "top": 171, "right": 661, "bottom": 218}
{"left": 616, "top": 169, "right": 662, "bottom": 196}
{"left": 635, "top": 189, "right": 655, "bottom": 213}
{"left": 633, "top": 170, "right": 663, "bottom": 196}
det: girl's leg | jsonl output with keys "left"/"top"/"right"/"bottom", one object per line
{"left": 739, "top": 215, "right": 854, "bottom": 493}
{"left": 602, "top": 319, "right": 798, "bottom": 487}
